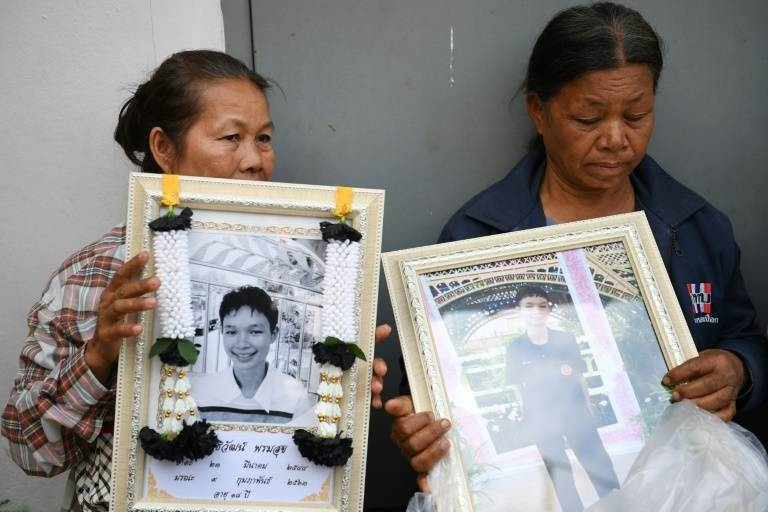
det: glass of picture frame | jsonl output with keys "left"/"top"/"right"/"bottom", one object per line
{"left": 382, "top": 212, "right": 697, "bottom": 512}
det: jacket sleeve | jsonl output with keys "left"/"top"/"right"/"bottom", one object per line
{"left": 437, "top": 223, "right": 458, "bottom": 244}
{"left": 1, "top": 245, "right": 120, "bottom": 477}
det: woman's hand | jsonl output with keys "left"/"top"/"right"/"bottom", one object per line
{"left": 85, "top": 251, "right": 159, "bottom": 383}
{"left": 371, "top": 324, "right": 392, "bottom": 409}
{"left": 385, "top": 394, "right": 451, "bottom": 492}
{"left": 663, "top": 348, "right": 747, "bottom": 421}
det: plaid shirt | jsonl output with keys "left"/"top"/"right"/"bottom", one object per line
{"left": 2, "top": 225, "right": 126, "bottom": 511}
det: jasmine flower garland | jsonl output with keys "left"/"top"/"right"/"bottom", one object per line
{"left": 153, "top": 225, "right": 195, "bottom": 340}
{"left": 292, "top": 216, "right": 366, "bottom": 467}
{"left": 139, "top": 197, "right": 218, "bottom": 462}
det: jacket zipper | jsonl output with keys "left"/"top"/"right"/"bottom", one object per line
{"left": 670, "top": 225, "right": 683, "bottom": 256}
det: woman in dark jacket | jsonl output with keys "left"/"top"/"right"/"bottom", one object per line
{"left": 383, "top": 1, "right": 767, "bottom": 496}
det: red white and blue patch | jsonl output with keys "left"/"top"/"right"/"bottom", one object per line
{"left": 687, "top": 282, "right": 712, "bottom": 314}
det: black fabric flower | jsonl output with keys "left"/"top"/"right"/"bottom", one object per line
{"left": 150, "top": 338, "right": 199, "bottom": 366}
{"left": 139, "top": 420, "right": 219, "bottom": 463}
{"left": 292, "top": 429, "right": 353, "bottom": 467}
{"left": 319, "top": 221, "right": 362, "bottom": 242}
{"left": 158, "top": 343, "right": 188, "bottom": 366}
{"left": 312, "top": 342, "right": 357, "bottom": 371}
{"left": 149, "top": 207, "right": 193, "bottom": 232}
{"left": 175, "top": 420, "right": 220, "bottom": 460}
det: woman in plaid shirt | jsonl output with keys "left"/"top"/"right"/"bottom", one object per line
{"left": 1, "top": 50, "right": 280, "bottom": 511}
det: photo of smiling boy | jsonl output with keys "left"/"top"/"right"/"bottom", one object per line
{"left": 191, "top": 285, "right": 317, "bottom": 424}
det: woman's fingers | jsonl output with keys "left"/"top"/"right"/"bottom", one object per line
{"left": 86, "top": 252, "right": 158, "bottom": 381}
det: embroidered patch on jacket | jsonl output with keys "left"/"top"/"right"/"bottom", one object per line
{"left": 687, "top": 282, "right": 718, "bottom": 324}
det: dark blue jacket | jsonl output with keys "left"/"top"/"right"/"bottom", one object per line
{"left": 438, "top": 144, "right": 767, "bottom": 412}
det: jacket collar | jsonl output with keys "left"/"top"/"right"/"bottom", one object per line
{"left": 462, "top": 145, "right": 706, "bottom": 231}
{"left": 462, "top": 145, "right": 547, "bottom": 232}
{"left": 631, "top": 154, "right": 707, "bottom": 227}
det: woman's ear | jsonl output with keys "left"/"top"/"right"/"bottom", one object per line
{"left": 526, "top": 92, "right": 546, "bottom": 135}
{"left": 148, "top": 127, "right": 176, "bottom": 174}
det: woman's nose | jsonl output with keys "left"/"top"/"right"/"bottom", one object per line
{"left": 241, "top": 139, "right": 264, "bottom": 174}
{"left": 598, "top": 119, "right": 628, "bottom": 152}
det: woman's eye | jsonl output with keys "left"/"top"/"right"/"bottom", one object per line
{"left": 257, "top": 133, "right": 272, "bottom": 144}
{"left": 249, "top": 329, "right": 264, "bottom": 335}
{"left": 224, "top": 329, "right": 236, "bottom": 336}
{"left": 222, "top": 134, "right": 240, "bottom": 142}
{"left": 625, "top": 113, "right": 648, "bottom": 123}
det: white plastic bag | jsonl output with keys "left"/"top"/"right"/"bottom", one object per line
{"left": 406, "top": 492, "right": 435, "bottom": 512}
{"left": 405, "top": 428, "right": 462, "bottom": 512}
{"left": 587, "top": 400, "right": 768, "bottom": 512}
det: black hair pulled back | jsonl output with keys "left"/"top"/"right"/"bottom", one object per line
{"left": 525, "top": 2, "right": 663, "bottom": 102}
{"left": 114, "top": 50, "right": 270, "bottom": 173}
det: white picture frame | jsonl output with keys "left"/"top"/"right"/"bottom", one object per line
{"left": 382, "top": 212, "right": 697, "bottom": 512}
{"left": 111, "top": 173, "right": 384, "bottom": 512}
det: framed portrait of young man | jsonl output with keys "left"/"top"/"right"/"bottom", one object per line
{"left": 382, "top": 212, "right": 697, "bottom": 512}
{"left": 111, "top": 173, "right": 384, "bottom": 512}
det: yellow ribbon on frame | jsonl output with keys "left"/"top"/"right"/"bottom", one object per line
{"left": 333, "top": 186, "right": 353, "bottom": 219}
{"left": 161, "top": 174, "right": 180, "bottom": 207}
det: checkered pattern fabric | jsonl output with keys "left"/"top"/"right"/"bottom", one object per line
{"left": 1, "top": 226, "right": 126, "bottom": 510}
{"left": 73, "top": 433, "right": 113, "bottom": 511}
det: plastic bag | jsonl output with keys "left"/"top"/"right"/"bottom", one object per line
{"left": 405, "top": 428, "right": 463, "bottom": 512}
{"left": 406, "top": 492, "right": 435, "bottom": 512}
{"left": 587, "top": 400, "right": 768, "bottom": 512}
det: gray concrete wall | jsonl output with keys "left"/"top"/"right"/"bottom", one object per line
{"left": 223, "top": 1, "right": 768, "bottom": 510}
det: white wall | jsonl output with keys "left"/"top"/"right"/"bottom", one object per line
{"left": 0, "top": 1, "right": 224, "bottom": 509}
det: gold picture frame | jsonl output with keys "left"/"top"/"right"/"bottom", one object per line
{"left": 382, "top": 212, "right": 697, "bottom": 512}
{"left": 111, "top": 173, "right": 384, "bottom": 512}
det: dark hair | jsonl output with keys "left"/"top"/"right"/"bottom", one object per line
{"left": 516, "top": 285, "right": 551, "bottom": 304}
{"left": 219, "top": 286, "right": 278, "bottom": 333}
{"left": 114, "top": 50, "right": 271, "bottom": 174}
{"left": 524, "top": 2, "right": 663, "bottom": 101}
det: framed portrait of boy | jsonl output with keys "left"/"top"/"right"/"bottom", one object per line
{"left": 111, "top": 173, "right": 384, "bottom": 512}
{"left": 382, "top": 212, "right": 697, "bottom": 512}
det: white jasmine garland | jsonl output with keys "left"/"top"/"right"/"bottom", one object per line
{"left": 316, "top": 422, "right": 337, "bottom": 438}
{"left": 158, "top": 365, "right": 192, "bottom": 436}
{"left": 321, "top": 240, "right": 361, "bottom": 342}
{"left": 162, "top": 396, "right": 175, "bottom": 416}
{"left": 174, "top": 372, "right": 190, "bottom": 395}
{"left": 291, "top": 214, "right": 362, "bottom": 467}
{"left": 316, "top": 237, "right": 362, "bottom": 438}
{"left": 162, "top": 374, "right": 175, "bottom": 395}
{"left": 151, "top": 222, "right": 200, "bottom": 438}
{"left": 169, "top": 417, "right": 182, "bottom": 436}
{"left": 174, "top": 399, "right": 187, "bottom": 417}
{"left": 158, "top": 363, "right": 200, "bottom": 438}
{"left": 315, "top": 366, "right": 341, "bottom": 433}
{"left": 153, "top": 229, "right": 195, "bottom": 340}
{"left": 141, "top": 203, "right": 219, "bottom": 462}
{"left": 184, "top": 396, "right": 199, "bottom": 423}
{"left": 162, "top": 367, "right": 176, "bottom": 419}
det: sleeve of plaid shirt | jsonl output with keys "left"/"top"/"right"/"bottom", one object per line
{"left": 2, "top": 226, "right": 126, "bottom": 477}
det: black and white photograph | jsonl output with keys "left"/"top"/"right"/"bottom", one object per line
{"left": 185, "top": 231, "right": 325, "bottom": 425}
